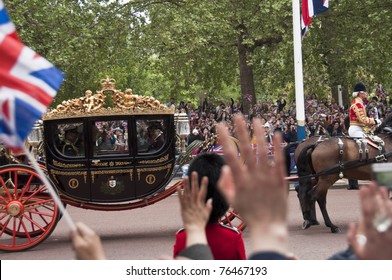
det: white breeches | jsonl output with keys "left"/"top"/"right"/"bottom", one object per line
{"left": 348, "top": 125, "right": 365, "bottom": 138}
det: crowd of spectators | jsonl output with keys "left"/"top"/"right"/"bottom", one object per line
{"left": 70, "top": 115, "right": 392, "bottom": 260}
{"left": 168, "top": 83, "right": 391, "bottom": 149}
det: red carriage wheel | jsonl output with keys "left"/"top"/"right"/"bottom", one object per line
{"left": 220, "top": 209, "right": 246, "bottom": 231}
{"left": 0, "top": 165, "right": 59, "bottom": 252}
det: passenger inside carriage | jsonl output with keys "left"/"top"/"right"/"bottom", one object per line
{"left": 146, "top": 122, "right": 165, "bottom": 152}
{"left": 58, "top": 124, "right": 84, "bottom": 157}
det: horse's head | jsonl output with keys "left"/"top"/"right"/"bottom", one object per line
{"left": 375, "top": 112, "right": 392, "bottom": 134}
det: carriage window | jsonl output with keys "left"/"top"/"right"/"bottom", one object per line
{"left": 93, "top": 120, "right": 128, "bottom": 156}
{"left": 137, "top": 119, "right": 166, "bottom": 154}
{"left": 56, "top": 122, "right": 85, "bottom": 157}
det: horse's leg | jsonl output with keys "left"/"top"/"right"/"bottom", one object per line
{"left": 298, "top": 178, "right": 319, "bottom": 229}
{"left": 311, "top": 177, "right": 340, "bottom": 233}
{"left": 309, "top": 194, "right": 319, "bottom": 226}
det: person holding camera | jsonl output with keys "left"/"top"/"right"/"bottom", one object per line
{"left": 306, "top": 117, "right": 318, "bottom": 137}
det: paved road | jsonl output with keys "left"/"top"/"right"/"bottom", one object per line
{"left": 1, "top": 181, "right": 363, "bottom": 260}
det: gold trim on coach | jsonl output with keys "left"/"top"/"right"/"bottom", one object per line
{"left": 92, "top": 161, "right": 108, "bottom": 167}
{"left": 91, "top": 161, "right": 130, "bottom": 167}
{"left": 53, "top": 160, "right": 85, "bottom": 168}
{"left": 115, "top": 161, "right": 131, "bottom": 166}
{"left": 91, "top": 169, "right": 133, "bottom": 184}
{"left": 43, "top": 77, "right": 174, "bottom": 120}
{"left": 136, "top": 164, "right": 173, "bottom": 181}
{"left": 145, "top": 174, "right": 156, "bottom": 185}
{"left": 68, "top": 178, "right": 79, "bottom": 189}
{"left": 139, "top": 154, "right": 169, "bottom": 164}
{"left": 50, "top": 170, "right": 87, "bottom": 183}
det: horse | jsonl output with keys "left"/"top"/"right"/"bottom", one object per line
{"left": 294, "top": 114, "right": 392, "bottom": 233}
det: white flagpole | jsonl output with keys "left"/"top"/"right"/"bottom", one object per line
{"left": 292, "top": 0, "right": 306, "bottom": 141}
{"left": 20, "top": 143, "right": 76, "bottom": 231}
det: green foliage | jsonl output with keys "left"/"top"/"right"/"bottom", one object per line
{"left": 5, "top": 0, "right": 392, "bottom": 108}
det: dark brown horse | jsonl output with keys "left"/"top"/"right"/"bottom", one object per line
{"left": 294, "top": 114, "right": 392, "bottom": 233}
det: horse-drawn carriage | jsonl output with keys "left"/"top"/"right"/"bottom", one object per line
{"left": 0, "top": 78, "right": 244, "bottom": 252}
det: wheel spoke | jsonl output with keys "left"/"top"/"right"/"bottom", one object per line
{"left": 12, "top": 217, "right": 17, "bottom": 246}
{"left": 25, "top": 209, "right": 54, "bottom": 220}
{"left": 24, "top": 198, "right": 53, "bottom": 208}
{"left": 19, "top": 218, "right": 32, "bottom": 242}
{"left": 0, "top": 215, "right": 11, "bottom": 237}
{"left": 22, "top": 185, "right": 47, "bottom": 202}
{"left": 0, "top": 176, "right": 12, "bottom": 201}
{"left": 23, "top": 213, "right": 46, "bottom": 232}
{"left": 18, "top": 174, "right": 35, "bottom": 200}
{"left": 13, "top": 171, "right": 18, "bottom": 200}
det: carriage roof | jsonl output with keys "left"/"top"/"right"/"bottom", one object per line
{"left": 42, "top": 77, "right": 174, "bottom": 121}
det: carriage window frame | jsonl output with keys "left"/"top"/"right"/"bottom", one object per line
{"left": 136, "top": 117, "right": 168, "bottom": 155}
{"left": 53, "top": 122, "right": 85, "bottom": 158}
{"left": 92, "top": 119, "right": 129, "bottom": 157}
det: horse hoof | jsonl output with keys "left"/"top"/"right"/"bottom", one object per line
{"left": 310, "top": 220, "right": 320, "bottom": 226}
{"left": 330, "top": 227, "right": 341, "bottom": 233}
{"left": 302, "top": 220, "right": 311, "bottom": 229}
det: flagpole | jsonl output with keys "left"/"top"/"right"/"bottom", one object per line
{"left": 292, "top": 0, "right": 306, "bottom": 141}
{"left": 20, "top": 143, "right": 76, "bottom": 231}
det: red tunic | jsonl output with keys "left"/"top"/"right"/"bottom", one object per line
{"left": 349, "top": 97, "right": 375, "bottom": 127}
{"left": 173, "top": 223, "right": 246, "bottom": 260}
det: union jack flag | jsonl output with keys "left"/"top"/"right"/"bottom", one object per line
{"left": 211, "top": 144, "right": 224, "bottom": 156}
{"left": 0, "top": 0, "right": 64, "bottom": 150}
{"left": 301, "top": 0, "right": 329, "bottom": 38}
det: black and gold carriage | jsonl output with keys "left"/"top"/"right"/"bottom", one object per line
{"left": 0, "top": 78, "right": 244, "bottom": 252}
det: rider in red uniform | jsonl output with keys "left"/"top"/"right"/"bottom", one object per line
{"left": 349, "top": 82, "right": 380, "bottom": 138}
{"left": 347, "top": 82, "right": 380, "bottom": 190}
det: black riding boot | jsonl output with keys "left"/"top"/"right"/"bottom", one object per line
{"left": 347, "top": 179, "right": 359, "bottom": 190}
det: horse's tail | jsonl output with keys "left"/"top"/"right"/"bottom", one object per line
{"left": 283, "top": 141, "right": 300, "bottom": 176}
{"left": 296, "top": 143, "right": 317, "bottom": 177}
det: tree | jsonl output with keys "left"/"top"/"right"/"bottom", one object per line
{"left": 142, "top": 0, "right": 292, "bottom": 113}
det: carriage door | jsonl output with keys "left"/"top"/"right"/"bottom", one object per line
{"left": 89, "top": 118, "right": 136, "bottom": 202}
{"left": 133, "top": 116, "right": 175, "bottom": 198}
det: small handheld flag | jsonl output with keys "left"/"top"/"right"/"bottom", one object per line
{"left": 0, "top": 1, "right": 75, "bottom": 231}
{"left": 0, "top": 0, "right": 63, "bottom": 150}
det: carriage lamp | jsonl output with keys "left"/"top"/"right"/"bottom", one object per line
{"left": 175, "top": 110, "right": 190, "bottom": 154}
{"left": 27, "top": 120, "right": 43, "bottom": 159}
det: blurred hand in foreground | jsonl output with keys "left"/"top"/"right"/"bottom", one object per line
{"left": 217, "top": 115, "right": 289, "bottom": 255}
{"left": 347, "top": 182, "right": 392, "bottom": 259}
{"left": 70, "top": 222, "right": 106, "bottom": 260}
{"left": 178, "top": 172, "right": 212, "bottom": 247}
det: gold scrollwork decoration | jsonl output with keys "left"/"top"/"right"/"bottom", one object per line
{"left": 53, "top": 160, "right": 85, "bottom": 168}
{"left": 92, "top": 162, "right": 108, "bottom": 167}
{"left": 136, "top": 163, "right": 173, "bottom": 181}
{"left": 49, "top": 170, "right": 87, "bottom": 184}
{"left": 115, "top": 161, "right": 131, "bottom": 166}
{"left": 139, "top": 154, "right": 169, "bottom": 164}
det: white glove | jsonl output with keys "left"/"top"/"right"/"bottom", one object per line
{"left": 375, "top": 118, "right": 381, "bottom": 126}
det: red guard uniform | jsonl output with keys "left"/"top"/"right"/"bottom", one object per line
{"left": 173, "top": 223, "right": 246, "bottom": 260}
{"left": 349, "top": 97, "right": 376, "bottom": 127}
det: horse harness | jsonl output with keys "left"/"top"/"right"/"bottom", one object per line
{"left": 337, "top": 134, "right": 387, "bottom": 179}
{"left": 305, "top": 129, "right": 392, "bottom": 179}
